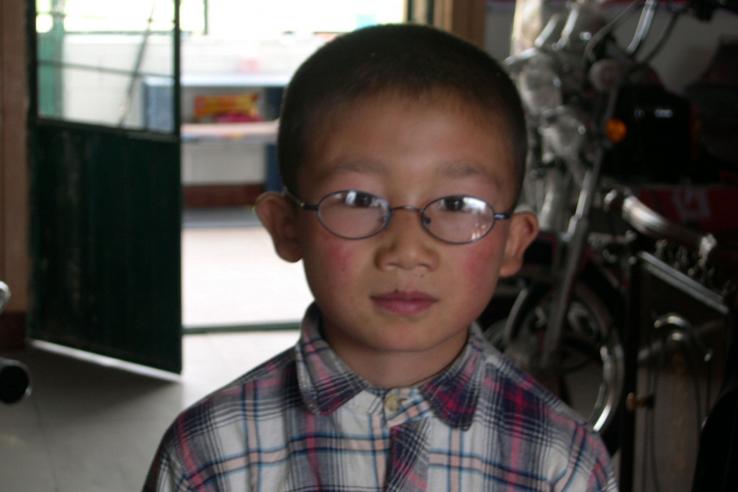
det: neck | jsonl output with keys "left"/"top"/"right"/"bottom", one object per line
{"left": 325, "top": 331, "right": 469, "bottom": 388}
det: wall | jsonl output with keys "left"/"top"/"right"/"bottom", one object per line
{"left": 626, "top": 10, "right": 738, "bottom": 94}
{"left": 0, "top": 0, "right": 29, "bottom": 347}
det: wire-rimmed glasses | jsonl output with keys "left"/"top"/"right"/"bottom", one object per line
{"left": 284, "top": 188, "right": 510, "bottom": 245}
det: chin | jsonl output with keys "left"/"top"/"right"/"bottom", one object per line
{"left": 369, "top": 327, "right": 467, "bottom": 354}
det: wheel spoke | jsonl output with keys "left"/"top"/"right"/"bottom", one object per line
{"left": 482, "top": 281, "right": 624, "bottom": 451}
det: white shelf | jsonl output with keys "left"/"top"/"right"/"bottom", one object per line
{"left": 181, "top": 120, "right": 278, "bottom": 144}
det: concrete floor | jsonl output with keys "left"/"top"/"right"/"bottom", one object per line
{"left": 182, "top": 208, "right": 313, "bottom": 328}
{"left": 0, "top": 217, "right": 307, "bottom": 491}
{"left": 0, "top": 329, "right": 298, "bottom": 492}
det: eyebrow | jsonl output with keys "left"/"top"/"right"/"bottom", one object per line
{"left": 335, "top": 160, "right": 387, "bottom": 175}
{"left": 315, "top": 159, "right": 388, "bottom": 183}
{"left": 436, "top": 161, "right": 488, "bottom": 178}
{"left": 437, "top": 161, "right": 506, "bottom": 193}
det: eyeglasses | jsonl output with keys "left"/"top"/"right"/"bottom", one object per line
{"left": 284, "top": 188, "right": 511, "bottom": 245}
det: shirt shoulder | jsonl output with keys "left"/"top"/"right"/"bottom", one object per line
{"left": 182, "top": 344, "right": 299, "bottom": 427}
{"left": 143, "top": 347, "right": 300, "bottom": 491}
{"left": 475, "top": 343, "right": 617, "bottom": 491}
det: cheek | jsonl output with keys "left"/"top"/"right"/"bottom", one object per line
{"left": 462, "top": 250, "right": 490, "bottom": 276}
{"left": 460, "top": 241, "right": 504, "bottom": 290}
{"left": 322, "top": 240, "right": 354, "bottom": 275}
{"left": 303, "top": 230, "right": 360, "bottom": 288}
{"left": 299, "top": 219, "right": 354, "bottom": 274}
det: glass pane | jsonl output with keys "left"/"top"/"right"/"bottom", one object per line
{"left": 205, "top": 0, "right": 405, "bottom": 37}
{"left": 35, "top": 0, "right": 179, "bottom": 132}
{"left": 176, "top": 0, "right": 406, "bottom": 107}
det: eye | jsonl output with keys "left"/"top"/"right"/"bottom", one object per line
{"left": 439, "top": 196, "right": 468, "bottom": 212}
{"left": 344, "top": 190, "right": 381, "bottom": 208}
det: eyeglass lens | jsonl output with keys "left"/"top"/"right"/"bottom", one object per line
{"left": 318, "top": 191, "right": 388, "bottom": 239}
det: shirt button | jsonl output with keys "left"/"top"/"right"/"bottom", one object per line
{"left": 385, "top": 394, "right": 402, "bottom": 413}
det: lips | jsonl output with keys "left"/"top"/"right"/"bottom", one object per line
{"left": 370, "top": 291, "right": 438, "bottom": 316}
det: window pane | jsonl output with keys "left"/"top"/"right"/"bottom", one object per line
{"left": 36, "top": 0, "right": 176, "bottom": 132}
{"left": 205, "top": 0, "right": 405, "bottom": 38}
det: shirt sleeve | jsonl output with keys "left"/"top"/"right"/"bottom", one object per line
{"left": 141, "top": 397, "right": 257, "bottom": 492}
{"left": 555, "top": 423, "right": 619, "bottom": 492}
{"left": 142, "top": 425, "right": 191, "bottom": 492}
{"left": 585, "top": 439, "right": 619, "bottom": 492}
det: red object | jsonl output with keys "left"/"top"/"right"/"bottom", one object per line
{"left": 637, "top": 185, "right": 738, "bottom": 233}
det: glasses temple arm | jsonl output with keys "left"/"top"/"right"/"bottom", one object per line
{"left": 282, "top": 187, "right": 319, "bottom": 211}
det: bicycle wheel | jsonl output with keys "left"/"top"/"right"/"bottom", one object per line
{"left": 485, "top": 280, "right": 624, "bottom": 452}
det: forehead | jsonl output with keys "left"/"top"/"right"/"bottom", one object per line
{"left": 299, "top": 91, "right": 517, "bottom": 195}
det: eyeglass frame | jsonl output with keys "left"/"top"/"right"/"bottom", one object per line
{"left": 283, "top": 187, "right": 512, "bottom": 245}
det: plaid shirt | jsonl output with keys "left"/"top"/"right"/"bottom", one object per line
{"left": 145, "top": 304, "right": 617, "bottom": 491}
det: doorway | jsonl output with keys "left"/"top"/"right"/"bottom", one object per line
{"left": 28, "top": 0, "right": 406, "bottom": 373}
{"left": 177, "top": 1, "right": 406, "bottom": 331}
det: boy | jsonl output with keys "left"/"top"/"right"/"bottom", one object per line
{"left": 145, "top": 24, "right": 617, "bottom": 491}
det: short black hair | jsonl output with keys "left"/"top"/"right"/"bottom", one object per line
{"left": 278, "top": 23, "right": 526, "bottom": 204}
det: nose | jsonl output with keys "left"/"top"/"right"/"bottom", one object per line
{"left": 374, "top": 207, "right": 439, "bottom": 272}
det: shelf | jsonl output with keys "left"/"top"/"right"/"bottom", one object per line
{"left": 181, "top": 73, "right": 291, "bottom": 88}
{"left": 144, "top": 73, "right": 292, "bottom": 88}
{"left": 182, "top": 120, "right": 278, "bottom": 144}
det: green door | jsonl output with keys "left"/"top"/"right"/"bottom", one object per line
{"left": 29, "top": 0, "right": 182, "bottom": 373}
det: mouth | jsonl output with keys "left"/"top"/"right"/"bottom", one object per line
{"left": 370, "top": 291, "right": 438, "bottom": 317}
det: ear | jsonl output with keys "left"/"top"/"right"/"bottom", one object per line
{"left": 254, "top": 192, "right": 303, "bottom": 262}
{"left": 499, "top": 211, "right": 539, "bottom": 278}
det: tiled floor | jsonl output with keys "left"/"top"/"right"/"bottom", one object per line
{"left": 0, "top": 330, "right": 298, "bottom": 492}
{"left": 0, "top": 216, "right": 308, "bottom": 491}
{"left": 182, "top": 208, "right": 313, "bottom": 327}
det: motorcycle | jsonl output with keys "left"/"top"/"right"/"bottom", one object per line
{"left": 480, "top": 0, "right": 737, "bottom": 452}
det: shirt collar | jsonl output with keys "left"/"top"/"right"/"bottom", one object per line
{"left": 295, "top": 303, "right": 484, "bottom": 429}
{"left": 418, "top": 327, "right": 484, "bottom": 430}
{"left": 295, "top": 304, "right": 369, "bottom": 415}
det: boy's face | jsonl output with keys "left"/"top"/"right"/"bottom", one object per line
{"left": 258, "top": 92, "right": 537, "bottom": 383}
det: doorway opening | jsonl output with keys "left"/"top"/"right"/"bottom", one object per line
{"left": 178, "top": 1, "right": 405, "bottom": 331}
{"left": 29, "top": 0, "right": 406, "bottom": 372}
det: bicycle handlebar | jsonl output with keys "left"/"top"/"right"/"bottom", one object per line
{"left": 604, "top": 189, "right": 718, "bottom": 267}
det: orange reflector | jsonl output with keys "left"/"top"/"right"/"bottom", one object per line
{"left": 606, "top": 118, "right": 627, "bottom": 143}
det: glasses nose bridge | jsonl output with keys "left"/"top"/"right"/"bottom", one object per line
{"left": 389, "top": 204, "right": 422, "bottom": 213}
{"left": 387, "top": 204, "right": 428, "bottom": 226}
{"left": 385, "top": 205, "right": 427, "bottom": 229}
